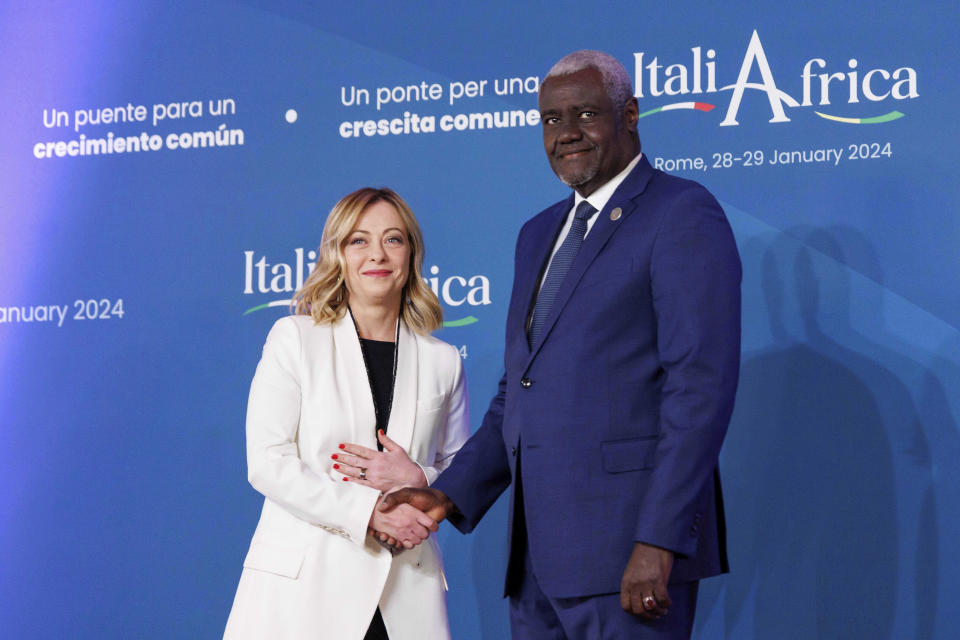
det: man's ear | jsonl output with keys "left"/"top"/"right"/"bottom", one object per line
{"left": 623, "top": 97, "right": 639, "bottom": 132}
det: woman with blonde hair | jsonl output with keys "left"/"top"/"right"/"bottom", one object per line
{"left": 224, "top": 188, "right": 469, "bottom": 640}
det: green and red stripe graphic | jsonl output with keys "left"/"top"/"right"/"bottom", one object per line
{"left": 637, "top": 101, "right": 904, "bottom": 125}
{"left": 637, "top": 102, "right": 716, "bottom": 119}
{"left": 814, "top": 110, "right": 904, "bottom": 124}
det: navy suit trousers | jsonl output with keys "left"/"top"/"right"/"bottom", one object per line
{"left": 508, "top": 450, "right": 699, "bottom": 640}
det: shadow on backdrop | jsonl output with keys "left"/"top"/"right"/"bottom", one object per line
{"left": 695, "top": 226, "right": 925, "bottom": 638}
{"left": 801, "top": 225, "right": 957, "bottom": 640}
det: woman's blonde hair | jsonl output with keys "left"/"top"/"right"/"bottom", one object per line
{"left": 292, "top": 187, "right": 443, "bottom": 335}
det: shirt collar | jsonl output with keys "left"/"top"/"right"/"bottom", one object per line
{"left": 573, "top": 153, "right": 643, "bottom": 214}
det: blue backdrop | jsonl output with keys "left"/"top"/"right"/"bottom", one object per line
{"left": 2, "top": 2, "right": 957, "bottom": 638}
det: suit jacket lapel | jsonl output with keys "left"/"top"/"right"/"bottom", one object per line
{"left": 334, "top": 313, "right": 419, "bottom": 451}
{"left": 525, "top": 157, "right": 657, "bottom": 365}
{"left": 511, "top": 195, "right": 574, "bottom": 353}
{"left": 385, "top": 319, "right": 418, "bottom": 452}
{"left": 333, "top": 314, "right": 378, "bottom": 448}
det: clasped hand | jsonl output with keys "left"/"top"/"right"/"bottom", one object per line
{"left": 332, "top": 430, "right": 437, "bottom": 551}
{"left": 368, "top": 487, "right": 454, "bottom": 553}
{"left": 367, "top": 491, "right": 438, "bottom": 552}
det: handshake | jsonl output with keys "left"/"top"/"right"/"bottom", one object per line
{"left": 367, "top": 487, "right": 454, "bottom": 553}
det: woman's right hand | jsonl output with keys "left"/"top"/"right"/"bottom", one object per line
{"left": 367, "top": 526, "right": 398, "bottom": 553}
{"left": 368, "top": 493, "right": 438, "bottom": 549}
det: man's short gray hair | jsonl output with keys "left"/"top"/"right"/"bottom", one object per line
{"left": 543, "top": 50, "right": 633, "bottom": 112}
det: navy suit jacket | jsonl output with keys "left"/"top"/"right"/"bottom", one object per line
{"left": 434, "top": 155, "right": 741, "bottom": 598}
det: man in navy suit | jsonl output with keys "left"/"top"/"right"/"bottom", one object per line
{"left": 384, "top": 50, "right": 741, "bottom": 639}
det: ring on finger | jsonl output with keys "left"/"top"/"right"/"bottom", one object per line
{"left": 359, "top": 467, "right": 367, "bottom": 480}
{"left": 642, "top": 595, "right": 656, "bottom": 610}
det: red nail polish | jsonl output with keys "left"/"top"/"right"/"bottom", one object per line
{"left": 342, "top": 477, "right": 349, "bottom": 481}
{"left": 331, "top": 454, "right": 338, "bottom": 460}
{"left": 339, "top": 444, "right": 345, "bottom": 449}
{"left": 333, "top": 464, "right": 339, "bottom": 469}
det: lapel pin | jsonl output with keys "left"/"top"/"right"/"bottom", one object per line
{"left": 610, "top": 207, "right": 622, "bottom": 221}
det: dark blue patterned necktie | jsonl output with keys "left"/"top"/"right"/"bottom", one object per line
{"left": 528, "top": 200, "right": 597, "bottom": 345}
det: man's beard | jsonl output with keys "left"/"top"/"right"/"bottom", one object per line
{"left": 556, "top": 158, "right": 599, "bottom": 188}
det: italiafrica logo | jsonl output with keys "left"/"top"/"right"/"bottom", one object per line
{"left": 633, "top": 30, "right": 916, "bottom": 126}
{"left": 242, "top": 250, "right": 490, "bottom": 328}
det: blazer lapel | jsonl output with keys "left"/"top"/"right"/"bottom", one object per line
{"left": 384, "top": 319, "right": 418, "bottom": 452}
{"left": 511, "top": 196, "right": 574, "bottom": 352}
{"left": 525, "top": 157, "right": 656, "bottom": 365}
{"left": 332, "top": 314, "right": 378, "bottom": 448}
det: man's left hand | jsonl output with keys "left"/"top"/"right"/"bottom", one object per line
{"left": 620, "top": 542, "right": 674, "bottom": 619}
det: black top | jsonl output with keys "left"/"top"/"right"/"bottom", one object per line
{"left": 359, "top": 338, "right": 396, "bottom": 450}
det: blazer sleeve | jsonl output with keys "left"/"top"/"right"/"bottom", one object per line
{"left": 418, "top": 348, "right": 471, "bottom": 486}
{"left": 245, "top": 318, "right": 380, "bottom": 546}
{"left": 634, "top": 185, "right": 741, "bottom": 557}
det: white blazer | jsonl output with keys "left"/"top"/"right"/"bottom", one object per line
{"left": 224, "top": 314, "right": 469, "bottom": 640}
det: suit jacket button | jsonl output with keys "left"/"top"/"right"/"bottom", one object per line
{"left": 520, "top": 378, "right": 532, "bottom": 389}
{"left": 511, "top": 446, "right": 517, "bottom": 456}
{"left": 690, "top": 525, "right": 699, "bottom": 537}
